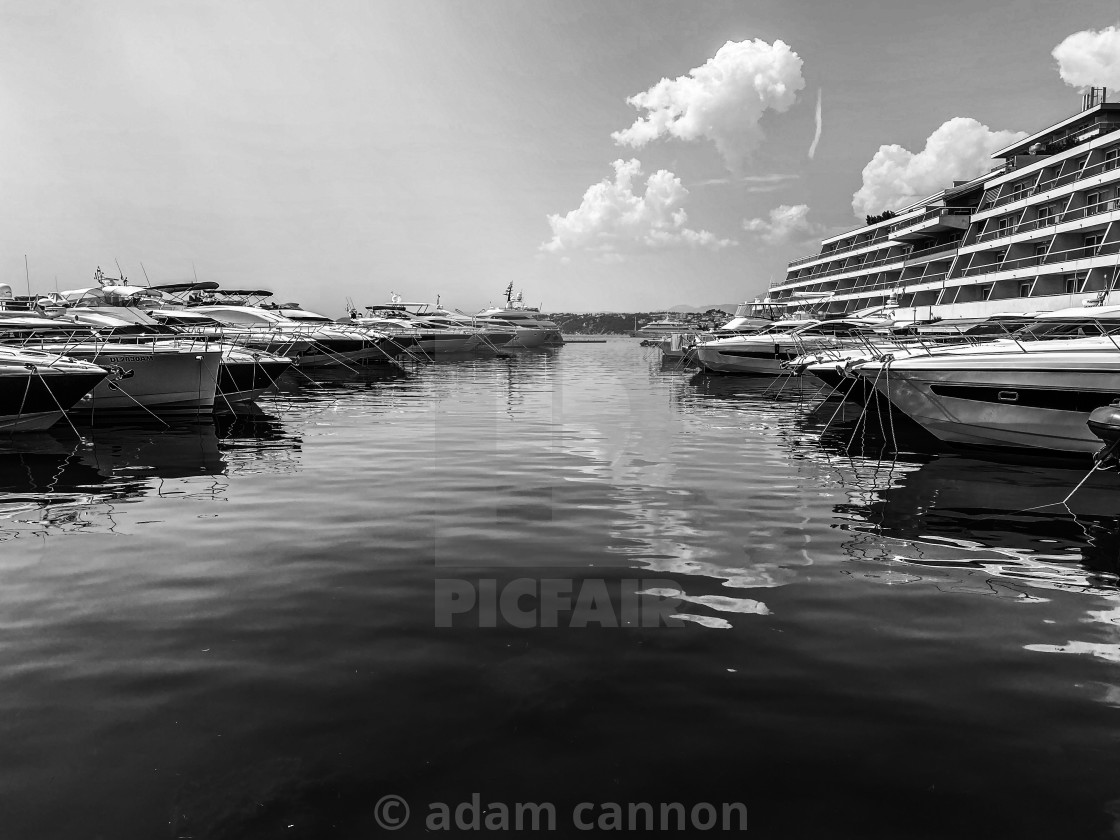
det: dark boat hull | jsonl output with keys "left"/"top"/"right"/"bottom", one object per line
{"left": 0, "top": 370, "right": 108, "bottom": 431}
{"left": 218, "top": 359, "right": 293, "bottom": 405}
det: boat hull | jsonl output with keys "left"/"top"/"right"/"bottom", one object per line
{"left": 868, "top": 357, "right": 1120, "bottom": 453}
{"left": 71, "top": 347, "right": 223, "bottom": 416}
{"left": 0, "top": 370, "right": 108, "bottom": 431}
{"left": 694, "top": 344, "right": 791, "bottom": 375}
{"left": 218, "top": 358, "right": 293, "bottom": 404}
{"left": 408, "top": 334, "right": 484, "bottom": 354}
{"left": 295, "top": 338, "right": 393, "bottom": 368}
{"left": 504, "top": 329, "right": 547, "bottom": 349}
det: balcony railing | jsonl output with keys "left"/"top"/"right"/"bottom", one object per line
{"left": 773, "top": 238, "right": 960, "bottom": 290}
{"left": 974, "top": 196, "right": 1120, "bottom": 243}
{"left": 784, "top": 229, "right": 899, "bottom": 268}
{"left": 957, "top": 241, "right": 1120, "bottom": 277}
{"left": 904, "top": 240, "right": 958, "bottom": 262}
{"left": 977, "top": 140, "right": 1120, "bottom": 213}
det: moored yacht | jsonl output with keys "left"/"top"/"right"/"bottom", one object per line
{"left": 353, "top": 304, "right": 484, "bottom": 354}
{"left": 852, "top": 306, "right": 1120, "bottom": 453}
{"left": 190, "top": 301, "right": 394, "bottom": 367}
{"left": 636, "top": 315, "right": 693, "bottom": 337}
{"left": 694, "top": 319, "right": 881, "bottom": 375}
{"left": 476, "top": 286, "right": 564, "bottom": 345}
{"left": 0, "top": 347, "right": 108, "bottom": 431}
{"left": 0, "top": 316, "right": 223, "bottom": 416}
{"left": 47, "top": 307, "right": 294, "bottom": 406}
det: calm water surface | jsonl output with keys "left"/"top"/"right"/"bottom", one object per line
{"left": 2, "top": 338, "right": 1120, "bottom": 839}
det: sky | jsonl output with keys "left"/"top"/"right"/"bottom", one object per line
{"left": 1, "top": 0, "right": 1118, "bottom": 314}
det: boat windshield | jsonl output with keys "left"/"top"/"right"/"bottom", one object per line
{"left": 154, "top": 314, "right": 225, "bottom": 327}
{"left": 794, "top": 322, "right": 872, "bottom": 336}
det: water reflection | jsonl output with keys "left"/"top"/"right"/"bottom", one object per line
{"left": 0, "top": 409, "right": 304, "bottom": 538}
{"left": 835, "top": 452, "right": 1120, "bottom": 596}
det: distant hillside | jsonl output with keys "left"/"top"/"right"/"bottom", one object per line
{"left": 553, "top": 310, "right": 732, "bottom": 335}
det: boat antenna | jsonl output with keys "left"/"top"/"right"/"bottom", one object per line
{"left": 114, "top": 257, "right": 127, "bottom": 284}
{"left": 140, "top": 261, "right": 152, "bottom": 287}
{"left": 23, "top": 254, "right": 30, "bottom": 298}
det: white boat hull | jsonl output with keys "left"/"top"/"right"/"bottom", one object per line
{"left": 694, "top": 343, "right": 790, "bottom": 375}
{"left": 74, "top": 347, "right": 223, "bottom": 415}
{"left": 867, "top": 355, "right": 1120, "bottom": 453}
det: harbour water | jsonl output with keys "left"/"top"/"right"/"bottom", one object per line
{"left": 3, "top": 338, "right": 1120, "bottom": 838}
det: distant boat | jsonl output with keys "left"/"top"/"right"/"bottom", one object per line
{"left": 634, "top": 316, "right": 693, "bottom": 338}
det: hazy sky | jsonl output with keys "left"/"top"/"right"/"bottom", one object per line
{"left": 1, "top": 0, "right": 1117, "bottom": 313}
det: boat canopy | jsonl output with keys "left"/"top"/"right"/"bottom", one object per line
{"left": 215, "top": 289, "right": 274, "bottom": 298}
{"left": 149, "top": 281, "right": 220, "bottom": 293}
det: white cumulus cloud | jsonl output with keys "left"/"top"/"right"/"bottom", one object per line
{"left": 541, "top": 159, "right": 736, "bottom": 255}
{"left": 851, "top": 118, "right": 1026, "bottom": 218}
{"left": 742, "top": 204, "right": 823, "bottom": 245}
{"left": 1053, "top": 26, "right": 1120, "bottom": 89}
{"left": 611, "top": 39, "right": 805, "bottom": 174}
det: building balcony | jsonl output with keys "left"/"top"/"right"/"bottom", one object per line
{"left": 977, "top": 146, "right": 1120, "bottom": 213}
{"left": 888, "top": 207, "right": 972, "bottom": 241}
{"left": 973, "top": 196, "right": 1120, "bottom": 245}
{"left": 772, "top": 239, "right": 959, "bottom": 291}
{"left": 957, "top": 241, "right": 1120, "bottom": 278}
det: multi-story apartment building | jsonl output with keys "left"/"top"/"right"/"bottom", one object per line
{"left": 765, "top": 88, "right": 1120, "bottom": 322}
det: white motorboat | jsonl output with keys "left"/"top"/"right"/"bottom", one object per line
{"left": 47, "top": 307, "right": 294, "bottom": 406}
{"left": 636, "top": 316, "right": 693, "bottom": 337}
{"left": 850, "top": 306, "right": 1120, "bottom": 453}
{"left": 855, "top": 340, "right": 1120, "bottom": 453}
{"left": 352, "top": 305, "right": 483, "bottom": 354}
{"left": 713, "top": 300, "right": 778, "bottom": 335}
{"left": 192, "top": 303, "right": 393, "bottom": 367}
{"left": 0, "top": 312, "right": 225, "bottom": 416}
{"left": 476, "top": 287, "right": 564, "bottom": 345}
{"left": 693, "top": 319, "right": 883, "bottom": 375}
{"left": 375, "top": 301, "right": 527, "bottom": 350}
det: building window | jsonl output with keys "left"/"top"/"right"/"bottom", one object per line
{"left": 1019, "top": 282, "right": 1032, "bottom": 298}
{"left": 1106, "top": 148, "right": 1120, "bottom": 170}
{"left": 1085, "top": 234, "right": 1104, "bottom": 255}
{"left": 981, "top": 285, "right": 994, "bottom": 300}
{"left": 1087, "top": 191, "right": 1101, "bottom": 211}
{"left": 1066, "top": 274, "right": 1089, "bottom": 294}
